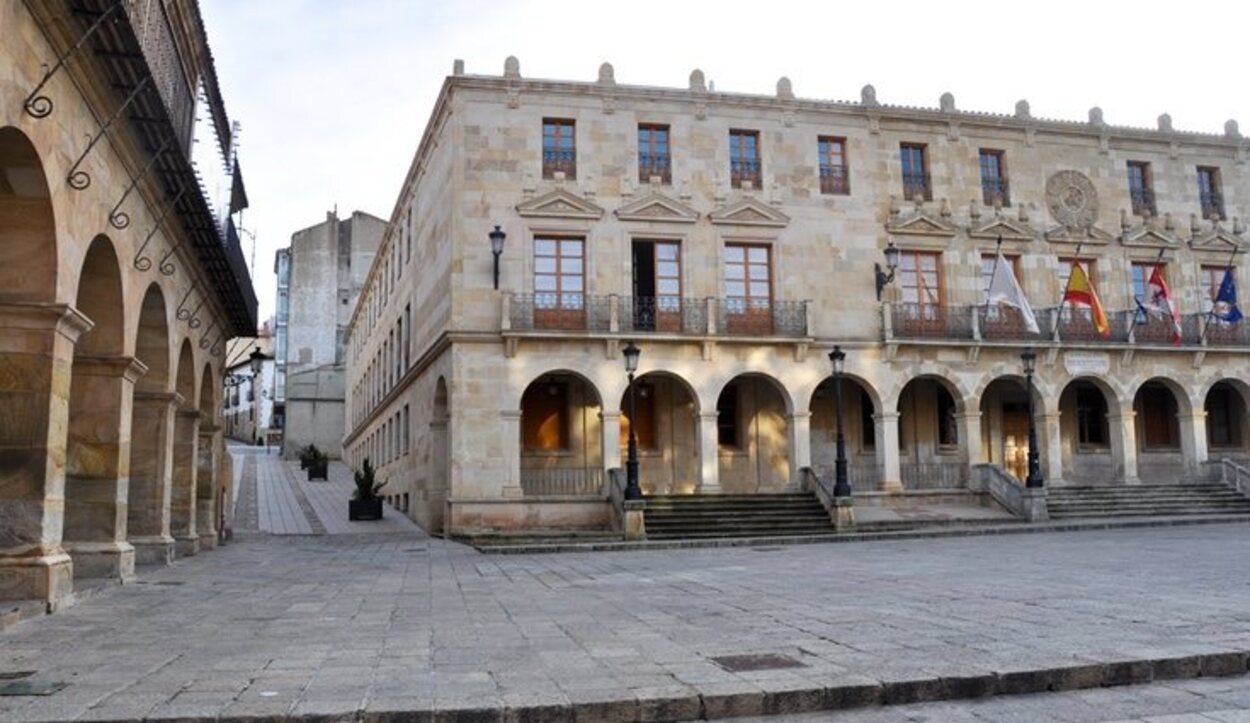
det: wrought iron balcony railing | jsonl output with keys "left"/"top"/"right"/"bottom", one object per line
{"left": 638, "top": 153, "right": 671, "bottom": 184}
{"left": 981, "top": 177, "right": 1010, "bottom": 207}
{"left": 505, "top": 294, "right": 809, "bottom": 338}
{"left": 1201, "top": 191, "right": 1226, "bottom": 220}
{"left": 902, "top": 171, "right": 932, "bottom": 201}
{"left": 819, "top": 164, "right": 850, "bottom": 195}
{"left": 542, "top": 148, "right": 576, "bottom": 178}
{"left": 731, "top": 159, "right": 761, "bottom": 188}
{"left": 1130, "top": 187, "right": 1157, "bottom": 216}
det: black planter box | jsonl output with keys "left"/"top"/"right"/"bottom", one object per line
{"left": 349, "top": 498, "right": 383, "bottom": 521}
{"left": 299, "top": 457, "right": 309, "bottom": 470}
{"left": 307, "top": 461, "right": 328, "bottom": 481}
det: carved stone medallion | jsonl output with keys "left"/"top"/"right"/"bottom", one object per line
{"left": 1045, "top": 170, "right": 1098, "bottom": 229}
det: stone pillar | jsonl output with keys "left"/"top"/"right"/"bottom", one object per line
{"left": 499, "top": 410, "right": 522, "bottom": 497}
{"left": 1109, "top": 405, "right": 1140, "bottom": 485}
{"left": 63, "top": 354, "right": 146, "bottom": 581}
{"left": 196, "top": 420, "right": 221, "bottom": 550}
{"left": 600, "top": 411, "right": 622, "bottom": 471}
{"left": 875, "top": 411, "right": 903, "bottom": 492}
{"left": 128, "top": 391, "right": 182, "bottom": 565}
{"left": 957, "top": 410, "right": 983, "bottom": 484}
{"left": 788, "top": 411, "right": 812, "bottom": 489}
{"left": 170, "top": 408, "right": 200, "bottom": 556}
{"left": 0, "top": 303, "right": 91, "bottom": 609}
{"left": 1041, "top": 412, "right": 1064, "bottom": 484}
{"left": 697, "top": 412, "right": 721, "bottom": 494}
{"left": 1178, "top": 410, "right": 1209, "bottom": 477}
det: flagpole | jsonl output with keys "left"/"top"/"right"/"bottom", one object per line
{"left": 1053, "top": 238, "right": 1085, "bottom": 341}
{"left": 1134, "top": 247, "right": 1167, "bottom": 327}
{"left": 983, "top": 235, "right": 1003, "bottom": 319}
{"left": 1201, "top": 245, "right": 1241, "bottom": 345}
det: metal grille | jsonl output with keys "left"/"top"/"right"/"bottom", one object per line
{"left": 519, "top": 467, "right": 604, "bottom": 496}
{"left": 620, "top": 297, "right": 706, "bottom": 334}
{"left": 892, "top": 304, "right": 974, "bottom": 340}
{"left": 900, "top": 462, "right": 966, "bottom": 490}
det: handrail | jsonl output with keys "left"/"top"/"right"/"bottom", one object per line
{"left": 801, "top": 465, "right": 838, "bottom": 513}
{"left": 972, "top": 463, "right": 1046, "bottom": 521}
{"left": 1204, "top": 458, "right": 1250, "bottom": 497}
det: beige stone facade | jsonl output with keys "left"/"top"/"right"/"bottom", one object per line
{"left": 344, "top": 58, "right": 1250, "bottom": 537}
{"left": 1, "top": 2, "right": 256, "bottom": 606}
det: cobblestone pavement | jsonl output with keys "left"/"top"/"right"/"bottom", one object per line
{"left": 710, "top": 675, "right": 1250, "bottom": 722}
{"left": 2, "top": 453, "right": 1250, "bottom": 720}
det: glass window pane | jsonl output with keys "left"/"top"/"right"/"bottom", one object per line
{"left": 534, "top": 276, "right": 557, "bottom": 291}
{"left": 535, "top": 239, "right": 557, "bottom": 256}
{"left": 726, "top": 281, "right": 745, "bottom": 297}
{"left": 748, "top": 247, "right": 768, "bottom": 263}
{"left": 657, "top": 280, "right": 680, "bottom": 295}
{"left": 534, "top": 257, "right": 557, "bottom": 274}
{"left": 725, "top": 246, "right": 745, "bottom": 263}
{"left": 656, "top": 244, "right": 679, "bottom": 261}
{"left": 563, "top": 258, "right": 583, "bottom": 274}
{"left": 725, "top": 265, "right": 745, "bottom": 280}
{"left": 750, "top": 281, "right": 770, "bottom": 297}
{"left": 749, "top": 264, "right": 768, "bottom": 280}
{"left": 562, "top": 275, "right": 583, "bottom": 291}
{"left": 561, "top": 239, "right": 582, "bottom": 256}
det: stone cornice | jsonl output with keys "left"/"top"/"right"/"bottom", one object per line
{"left": 70, "top": 354, "right": 150, "bottom": 383}
{"left": 0, "top": 302, "right": 94, "bottom": 343}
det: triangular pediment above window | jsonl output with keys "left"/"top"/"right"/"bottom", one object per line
{"left": 515, "top": 188, "right": 604, "bottom": 220}
{"left": 708, "top": 197, "right": 790, "bottom": 228}
{"left": 969, "top": 215, "right": 1036, "bottom": 242}
{"left": 1120, "top": 224, "right": 1180, "bottom": 249}
{"left": 614, "top": 192, "right": 699, "bottom": 223}
{"left": 1190, "top": 229, "right": 1243, "bottom": 253}
{"left": 1044, "top": 224, "right": 1115, "bottom": 246}
{"left": 885, "top": 207, "right": 957, "bottom": 238}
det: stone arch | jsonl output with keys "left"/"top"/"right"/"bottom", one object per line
{"left": 615, "top": 370, "right": 700, "bottom": 495}
{"left": 882, "top": 364, "right": 973, "bottom": 410}
{"left": 714, "top": 372, "right": 791, "bottom": 493}
{"left": 63, "top": 234, "right": 134, "bottom": 580}
{"left": 127, "top": 284, "right": 176, "bottom": 565}
{"left": 519, "top": 370, "right": 604, "bottom": 496}
{"left": 1131, "top": 376, "right": 1196, "bottom": 483}
{"left": 1203, "top": 378, "right": 1250, "bottom": 460}
{"left": 977, "top": 374, "right": 1047, "bottom": 483}
{"left": 1058, "top": 376, "right": 1121, "bottom": 484}
{"left": 170, "top": 340, "right": 200, "bottom": 555}
{"left": 895, "top": 374, "right": 967, "bottom": 488}
{"left": 0, "top": 126, "right": 57, "bottom": 303}
{"left": 809, "top": 373, "right": 882, "bottom": 489}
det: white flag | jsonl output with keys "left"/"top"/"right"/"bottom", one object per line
{"left": 986, "top": 253, "right": 1040, "bottom": 333}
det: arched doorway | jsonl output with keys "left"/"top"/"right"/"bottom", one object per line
{"left": 1133, "top": 379, "right": 1187, "bottom": 483}
{"left": 170, "top": 341, "right": 199, "bottom": 556}
{"left": 715, "top": 374, "right": 790, "bottom": 494}
{"left": 897, "top": 376, "right": 965, "bottom": 488}
{"left": 618, "top": 371, "right": 698, "bottom": 495}
{"left": 519, "top": 371, "right": 603, "bottom": 495}
{"left": 0, "top": 127, "right": 74, "bottom": 604}
{"left": 64, "top": 236, "right": 133, "bottom": 579}
{"left": 1058, "top": 378, "right": 1114, "bottom": 483}
{"left": 978, "top": 376, "right": 1036, "bottom": 484}
{"left": 810, "top": 375, "right": 881, "bottom": 489}
{"left": 1205, "top": 380, "right": 1250, "bottom": 463}
{"left": 195, "top": 364, "right": 220, "bottom": 548}
{"left": 419, "top": 376, "right": 450, "bottom": 533}
{"left": 128, "top": 284, "right": 176, "bottom": 565}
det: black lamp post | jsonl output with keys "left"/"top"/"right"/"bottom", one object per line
{"left": 874, "top": 240, "right": 901, "bottom": 301}
{"left": 1021, "top": 347, "right": 1044, "bottom": 488}
{"left": 248, "top": 345, "right": 266, "bottom": 378}
{"left": 488, "top": 225, "right": 506, "bottom": 290}
{"left": 622, "top": 341, "right": 643, "bottom": 500}
{"left": 829, "top": 345, "right": 851, "bottom": 497}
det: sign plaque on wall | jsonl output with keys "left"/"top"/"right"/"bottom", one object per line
{"left": 1063, "top": 351, "right": 1111, "bottom": 376}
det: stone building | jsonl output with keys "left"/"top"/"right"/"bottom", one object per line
{"left": 277, "top": 210, "right": 384, "bottom": 459}
{"left": 344, "top": 57, "right": 1250, "bottom": 538}
{"left": 1, "top": 0, "right": 257, "bottom": 608}
{"left": 222, "top": 329, "right": 276, "bottom": 447}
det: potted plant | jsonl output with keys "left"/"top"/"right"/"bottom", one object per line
{"left": 349, "top": 458, "right": 384, "bottom": 521}
{"left": 298, "top": 444, "right": 319, "bottom": 470}
{"left": 306, "top": 446, "right": 329, "bottom": 481}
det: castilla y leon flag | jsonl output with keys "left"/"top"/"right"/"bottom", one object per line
{"left": 1063, "top": 262, "right": 1110, "bottom": 337}
{"left": 1143, "top": 264, "right": 1182, "bottom": 345}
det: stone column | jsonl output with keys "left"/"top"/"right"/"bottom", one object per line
{"left": 1178, "top": 409, "right": 1209, "bottom": 477}
{"left": 957, "top": 410, "right": 983, "bottom": 483}
{"left": 499, "top": 410, "right": 522, "bottom": 498}
{"left": 600, "top": 411, "right": 622, "bottom": 472}
{"left": 63, "top": 354, "right": 146, "bottom": 581}
{"left": 170, "top": 407, "right": 201, "bottom": 556}
{"left": 788, "top": 411, "right": 812, "bottom": 489}
{"left": 1041, "top": 412, "right": 1064, "bottom": 483}
{"left": 697, "top": 412, "right": 721, "bottom": 494}
{"left": 128, "top": 391, "right": 182, "bottom": 565}
{"left": 196, "top": 420, "right": 221, "bottom": 550}
{"left": 0, "top": 303, "right": 91, "bottom": 609}
{"left": 875, "top": 411, "right": 903, "bottom": 492}
{"left": 1109, "top": 405, "right": 1140, "bottom": 485}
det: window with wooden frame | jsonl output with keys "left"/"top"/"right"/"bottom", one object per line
{"left": 978, "top": 149, "right": 1009, "bottom": 206}
{"left": 1058, "top": 257, "right": 1102, "bottom": 338}
{"left": 1076, "top": 385, "right": 1109, "bottom": 449}
{"left": 716, "top": 384, "right": 740, "bottom": 448}
{"left": 1127, "top": 161, "right": 1156, "bottom": 216}
{"left": 1201, "top": 265, "right": 1233, "bottom": 313}
{"left": 980, "top": 253, "right": 1026, "bottom": 333}
{"left": 630, "top": 240, "right": 682, "bottom": 332}
{"left": 723, "top": 243, "right": 773, "bottom": 334}
{"left": 729, "top": 129, "right": 761, "bottom": 188}
{"left": 897, "top": 250, "right": 943, "bottom": 333}
{"left": 936, "top": 385, "right": 959, "bottom": 449}
{"left": 542, "top": 118, "right": 576, "bottom": 179}
{"left": 1198, "top": 166, "right": 1225, "bottom": 220}
{"left": 637, "top": 124, "right": 671, "bottom": 184}
{"left": 522, "top": 381, "right": 569, "bottom": 451}
{"left": 533, "top": 236, "right": 586, "bottom": 330}
{"left": 619, "top": 383, "right": 656, "bottom": 450}
{"left": 1137, "top": 384, "right": 1179, "bottom": 450}
{"left": 1206, "top": 384, "right": 1241, "bottom": 448}
{"left": 818, "top": 136, "right": 850, "bottom": 195}
{"left": 899, "top": 143, "right": 931, "bottom": 201}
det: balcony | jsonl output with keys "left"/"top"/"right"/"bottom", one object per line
{"left": 1201, "top": 191, "right": 1226, "bottom": 221}
{"left": 902, "top": 171, "right": 932, "bottom": 202}
{"left": 1130, "top": 187, "right": 1157, "bottom": 217}
{"left": 542, "top": 148, "right": 576, "bottom": 179}
{"left": 887, "top": 303, "right": 1250, "bottom": 348}
{"left": 504, "top": 294, "right": 809, "bottom": 338}
{"left": 638, "top": 153, "right": 671, "bottom": 184}
{"left": 819, "top": 164, "right": 850, "bottom": 195}
{"left": 731, "top": 159, "right": 761, "bottom": 189}
{"left": 981, "top": 177, "right": 1011, "bottom": 207}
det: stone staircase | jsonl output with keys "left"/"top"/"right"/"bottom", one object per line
{"left": 642, "top": 493, "right": 835, "bottom": 540}
{"left": 1047, "top": 482, "right": 1250, "bottom": 519}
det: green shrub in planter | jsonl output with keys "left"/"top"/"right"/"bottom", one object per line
{"left": 349, "top": 458, "right": 384, "bottom": 520}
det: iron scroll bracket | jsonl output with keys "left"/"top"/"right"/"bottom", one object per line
{"left": 109, "top": 135, "right": 174, "bottom": 229}
{"left": 133, "top": 186, "right": 186, "bottom": 271}
{"left": 22, "top": 1, "right": 124, "bottom": 118}
{"left": 66, "top": 75, "right": 152, "bottom": 190}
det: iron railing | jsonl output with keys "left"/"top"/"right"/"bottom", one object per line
{"left": 542, "top": 148, "right": 576, "bottom": 178}
{"left": 519, "top": 466, "right": 604, "bottom": 497}
{"left": 814, "top": 463, "right": 881, "bottom": 490}
{"left": 621, "top": 296, "right": 707, "bottom": 334}
{"left": 978, "top": 306, "right": 1051, "bottom": 342}
{"left": 638, "top": 153, "right": 671, "bottom": 184}
{"left": 1130, "top": 187, "right": 1157, "bottom": 216}
{"left": 902, "top": 171, "right": 932, "bottom": 201}
{"left": 1201, "top": 191, "right": 1225, "bottom": 220}
{"left": 507, "top": 294, "right": 807, "bottom": 338}
{"left": 981, "top": 177, "right": 1010, "bottom": 207}
{"left": 891, "top": 304, "right": 975, "bottom": 340}
{"left": 900, "top": 462, "right": 965, "bottom": 490}
{"left": 731, "top": 159, "right": 761, "bottom": 188}
{"left": 717, "top": 300, "right": 807, "bottom": 336}
{"left": 819, "top": 165, "right": 850, "bottom": 195}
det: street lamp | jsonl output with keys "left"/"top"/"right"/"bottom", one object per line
{"left": 488, "top": 225, "right": 506, "bottom": 290}
{"left": 874, "top": 240, "right": 901, "bottom": 301}
{"left": 622, "top": 341, "right": 643, "bottom": 501}
{"left": 1021, "top": 347, "right": 1043, "bottom": 488}
{"left": 248, "top": 345, "right": 266, "bottom": 378}
{"left": 828, "top": 346, "right": 851, "bottom": 497}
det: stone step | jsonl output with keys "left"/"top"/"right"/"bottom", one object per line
{"left": 1047, "top": 482, "right": 1250, "bottom": 520}
{"left": 640, "top": 492, "right": 836, "bottom": 539}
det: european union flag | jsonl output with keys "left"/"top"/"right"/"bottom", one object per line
{"left": 1213, "top": 268, "right": 1244, "bottom": 323}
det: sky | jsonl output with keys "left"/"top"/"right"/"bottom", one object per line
{"left": 199, "top": 0, "right": 1250, "bottom": 324}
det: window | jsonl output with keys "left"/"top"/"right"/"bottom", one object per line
{"left": 403, "top": 304, "right": 411, "bottom": 370}
{"left": 818, "top": 136, "right": 849, "bottom": 195}
{"left": 631, "top": 240, "right": 682, "bottom": 332}
{"left": 899, "top": 250, "right": 942, "bottom": 305}
{"left": 723, "top": 244, "right": 772, "bottom": 333}
{"left": 729, "top": 129, "right": 761, "bottom": 188}
{"left": 1076, "top": 386, "right": 1109, "bottom": 448}
{"left": 1207, "top": 385, "right": 1240, "bottom": 448}
{"left": 1138, "top": 385, "right": 1179, "bottom": 449}
{"left": 1058, "top": 257, "right": 1099, "bottom": 292}
{"left": 717, "top": 384, "right": 740, "bottom": 447}
{"left": 533, "top": 237, "right": 585, "bottom": 329}
{"left": 620, "top": 383, "right": 656, "bottom": 450}
{"left": 979, "top": 149, "right": 1009, "bottom": 206}
{"left": 1198, "top": 166, "right": 1225, "bottom": 220}
{"left": 1130, "top": 262, "right": 1154, "bottom": 304}
{"left": 1127, "top": 161, "right": 1156, "bottom": 216}
{"left": 936, "top": 385, "right": 958, "bottom": 448}
{"left": 542, "top": 118, "right": 576, "bottom": 179}
{"left": 1201, "top": 265, "right": 1233, "bottom": 313}
{"left": 405, "top": 207, "right": 413, "bottom": 263}
{"left": 522, "top": 381, "right": 568, "bottom": 450}
{"left": 980, "top": 254, "right": 1021, "bottom": 296}
{"left": 637, "top": 124, "right": 671, "bottom": 184}
{"left": 900, "top": 143, "right": 931, "bottom": 201}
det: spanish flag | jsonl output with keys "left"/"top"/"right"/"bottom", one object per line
{"left": 1063, "top": 262, "right": 1110, "bottom": 337}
